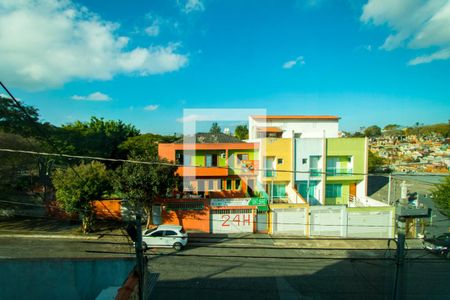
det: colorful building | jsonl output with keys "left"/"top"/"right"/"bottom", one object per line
{"left": 157, "top": 133, "right": 269, "bottom": 233}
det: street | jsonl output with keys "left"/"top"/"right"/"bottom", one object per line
{"left": 1, "top": 234, "right": 449, "bottom": 299}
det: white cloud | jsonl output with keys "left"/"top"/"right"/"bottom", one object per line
{"left": 361, "top": 0, "right": 450, "bottom": 65}
{"left": 144, "top": 104, "right": 159, "bottom": 111}
{"left": 0, "top": 0, "right": 188, "bottom": 90}
{"left": 71, "top": 92, "right": 111, "bottom": 101}
{"left": 145, "top": 23, "right": 160, "bottom": 37}
{"left": 182, "top": 0, "right": 205, "bottom": 13}
{"left": 282, "top": 56, "right": 305, "bottom": 69}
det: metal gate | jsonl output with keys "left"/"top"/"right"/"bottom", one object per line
{"left": 309, "top": 206, "right": 345, "bottom": 237}
{"left": 256, "top": 212, "right": 268, "bottom": 233}
{"left": 210, "top": 209, "right": 254, "bottom": 233}
{"left": 272, "top": 208, "right": 307, "bottom": 235}
{"left": 347, "top": 209, "right": 394, "bottom": 238}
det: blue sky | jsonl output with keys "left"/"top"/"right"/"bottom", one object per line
{"left": 1, "top": 0, "right": 449, "bottom": 134}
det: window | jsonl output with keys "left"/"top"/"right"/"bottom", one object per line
{"left": 164, "top": 231, "right": 177, "bottom": 236}
{"left": 151, "top": 231, "right": 164, "bottom": 237}
{"left": 167, "top": 202, "right": 204, "bottom": 210}
{"left": 277, "top": 158, "right": 283, "bottom": 164}
{"left": 206, "top": 154, "right": 218, "bottom": 167}
{"left": 208, "top": 180, "right": 214, "bottom": 191}
{"left": 184, "top": 154, "right": 192, "bottom": 166}
{"left": 197, "top": 180, "right": 205, "bottom": 192}
{"left": 235, "top": 179, "right": 241, "bottom": 190}
{"left": 326, "top": 184, "right": 342, "bottom": 198}
{"left": 226, "top": 179, "right": 232, "bottom": 190}
{"left": 302, "top": 158, "right": 307, "bottom": 164}
{"left": 237, "top": 153, "right": 249, "bottom": 161}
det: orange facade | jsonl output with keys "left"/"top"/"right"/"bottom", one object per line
{"left": 156, "top": 198, "right": 210, "bottom": 232}
{"left": 92, "top": 200, "right": 122, "bottom": 220}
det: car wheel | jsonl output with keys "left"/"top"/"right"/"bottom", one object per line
{"left": 173, "top": 242, "right": 182, "bottom": 251}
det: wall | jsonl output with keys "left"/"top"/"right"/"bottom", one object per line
{"left": 294, "top": 138, "right": 324, "bottom": 181}
{"left": 92, "top": 200, "right": 121, "bottom": 220}
{"left": 260, "top": 138, "right": 292, "bottom": 182}
{"left": 249, "top": 117, "right": 339, "bottom": 139}
{"left": 158, "top": 198, "right": 210, "bottom": 232}
{"left": 325, "top": 138, "right": 366, "bottom": 181}
{"left": 0, "top": 258, "right": 135, "bottom": 300}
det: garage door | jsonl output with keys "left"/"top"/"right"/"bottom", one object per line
{"left": 211, "top": 209, "right": 254, "bottom": 233}
{"left": 310, "top": 206, "right": 345, "bottom": 237}
{"left": 347, "top": 210, "right": 394, "bottom": 238}
{"left": 272, "top": 208, "right": 307, "bottom": 235}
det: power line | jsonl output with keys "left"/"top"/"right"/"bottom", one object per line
{"left": 1, "top": 148, "right": 449, "bottom": 178}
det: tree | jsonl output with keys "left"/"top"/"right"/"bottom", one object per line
{"left": 61, "top": 117, "right": 140, "bottom": 162}
{"left": 431, "top": 177, "right": 450, "bottom": 218}
{"left": 0, "top": 132, "right": 42, "bottom": 192}
{"left": 118, "top": 133, "right": 178, "bottom": 158}
{"left": 114, "top": 157, "right": 179, "bottom": 228}
{"left": 368, "top": 151, "right": 388, "bottom": 173}
{"left": 234, "top": 125, "right": 249, "bottom": 140}
{"left": 383, "top": 124, "right": 401, "bottom": 131}
{"left": 0, "top": 95, "right": 41, "bottom": 137}
{"left": 209, "top": 122, "right": 221, "bottom": 134}
{"left": 364, "top": 125, "right": 382, "bottom": 137}
{"left": 52, "top": 161, "right": 111, "bottom": 233}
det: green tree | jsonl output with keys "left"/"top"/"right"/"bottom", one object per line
{"left": 0, "top": 132, "right": 42, "bottom": 192}
{"left": 118, "top": 133, "right": 178, "bottom": 158}
{"left": 62, "top": 117, "right": 140, "bottom": 162}
{"left": 383, "top": 124, "right": 401, "bottom": 131}
{"left": 234, "top": 125, "right": 249, "bottom": 140}
{"left": 364, "top": 125, "right": 382, "bottom": 137}
{"left": 0, "top": 95, "right": 42, "bottom": 137}
{"left": 368, "top": 151, "right": 388, "bottom": 173}
{"left": 209, "top": 122, "right": 221, "bottom": 134}
{"left": 432, "top": 177, "right": 450, "bottom": 218}
{"left": 114, "top": 157, "right": 178, "bottom": 228}
{"left": 52, "top": 161, "right": 111, "bottom": 233}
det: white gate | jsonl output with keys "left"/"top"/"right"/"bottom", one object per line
{"left": 272, "top": 208, "right": 307, "bottom": 235}
{"left": 347, "top": 209, "right": 394, "bottom": 238}
{"left": 211, "top": 209, "right": 254, "bottom": 233}
{"left": 310, "top": 206, "right": 346, "bottom": 237}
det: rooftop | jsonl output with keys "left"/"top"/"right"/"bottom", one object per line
{"left": 251, "top": 115, "right": 340, "bottom": 120}
{"left": 174, "top": 133, "right": 244, "bottom": 144}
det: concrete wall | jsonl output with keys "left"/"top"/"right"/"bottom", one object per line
{"left": 0, "top": 258, "right": 135, "bottom": 300}
{"left": 249, "top": 118, "right": 339, "bottom": 139}
{"left": 294, "top": 138, "right": 324, "bottom": 181}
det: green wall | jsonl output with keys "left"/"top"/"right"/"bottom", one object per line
{"left": 326, "top": 138, "right": 366, "bottom": 181}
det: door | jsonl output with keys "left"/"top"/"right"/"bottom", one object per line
{"left": 163, "top": 230, "right": 179, "bottom": 246}
{"left": 256, "top": 212, "right": 268, "bottom": 233}
{"left": 264, "top": 157, "right": 275, "bottom": 177}
{"left": 349, "top": 183, "right": 356, "bottom": 199}
{"left": 144, "top": 230, "right": 165, "bottom": 246}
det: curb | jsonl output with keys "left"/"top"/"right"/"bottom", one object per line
{"left": 0, "top": 233, "right": 100, "bottom": 240}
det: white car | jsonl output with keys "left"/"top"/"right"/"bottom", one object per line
{"left": 142, "top": 225, "right": 188, "bottom": 251}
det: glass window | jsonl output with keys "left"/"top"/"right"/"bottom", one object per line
{"left": 237, "top": 153, "right": 249, "bottom": 161}
{"left": 226, "top": 179, "right": 232, "bottom": 190}
{"left": 208, "top": 180, "right": 214, "bottom": 191}
{"left": 326, "top": 184, "right": 342, "bottom": 197}
{"left": 235, "top": 179, "right": 241, "bottom": 190}
{"left": 302, "top": 158, "right": 307, "bottom": 164}
{"left": 151, "top": 231, "right": 164, "bottom": 237}
{"left": 184, "top": 154, "right": 191, "bottom": 166}
{"left": 205, "top": 154, "right": 218, "bottom": 167}
{"left": 164, "top": 231, "right": 177, "bottom": 236}
{"left": 277, "top": 158, "right": 283, "bottom": 164}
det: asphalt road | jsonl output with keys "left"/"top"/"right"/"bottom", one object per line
{"left": 1, "top": 235, "right": 449, "bottom": 299}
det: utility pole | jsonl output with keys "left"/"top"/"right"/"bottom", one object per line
{"left": 393, "top": 181, "right": 408, "bottom": 300}
{"left": 134, "top": 212, "right": 145, "bottom": 300}
{"left": 387, "top": 173, "right": 392, "bottom": 205}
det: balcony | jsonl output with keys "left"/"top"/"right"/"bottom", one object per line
{"left": 264, "top": 169, "right": 276, "bottom": 178}
{"left": 326, "top": 168, "right": 353, "bottom": 176}
{"left": 177, "top": 166, "right": 228, "bottom": 177}
{"left": 309, "top": 168, "right": 322, "bottom": 177}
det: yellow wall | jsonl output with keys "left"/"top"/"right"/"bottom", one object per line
{"left": 261, "top": 138, "right": 292, "bottom": 182}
